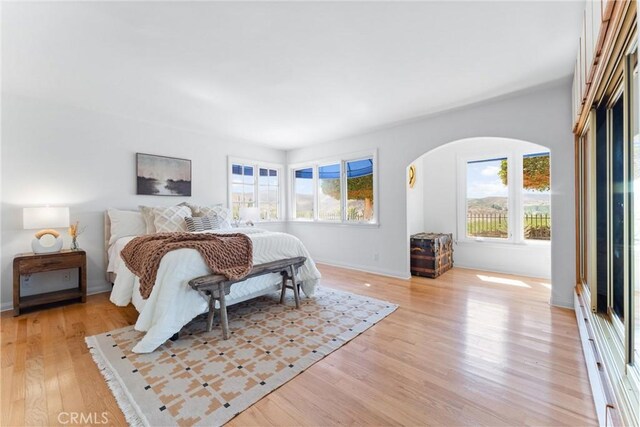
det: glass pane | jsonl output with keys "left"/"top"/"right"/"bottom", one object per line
{"left": 259, "top": 168, "right": 269, "bottom": 186}
{"left": 295, "top": 168, "right": 314, "bottom": 219}
{"left": 612, "top": 95, "right": 625, "bottom": 322}
{"left": 260, "top": 205, "right": 269, "bottom": 220}
{"left": 580, "top": 135, "right": 591, "bottom": 290}
{"left": 466, "top": 158, "right": 508, "bottom": 238}
{"left": 318, "top": 164, "right": 341, "bottom": 221}
{"left": 523, "top": 152, "right": 551, "bottom": 241}
{"left": 269, "top": 169, "right": 278, "bottom": 186}
{"left": 232, "top": 203, "right": 241, "bottom": 220}
{"left": 232, "top": 164, "right": 243, "bottom": 183}
{"left": 346, "top": 158, "right": 374, "bottom": 222}
{"left": 232, "top": 183, "right": 243, "bottom": 203}
{"left": 633, "top": 64, "right": 640, "bottom": 363}
{"left": 259, "top": 187, "right": 269, "bottom": 206}
{"left": 269, "top": 188, "right": 278, "bottom": 204}
{"left": 244, "top": 184, "right": 255, "bottom": 206}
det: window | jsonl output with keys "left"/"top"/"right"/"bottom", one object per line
{"left": 576, "top": 45, "right": 638, "bottom": 386}
{"left": 293, "top": 167, "right": 314, "bottom": 219}
{"left": 259, "top": 168, "right": 279, "bottom": 221}
{"left": 466, "top": 157, "right": 509, "bottom": 239}
{"left": 346, "top": 158, "right": 375, "bottom": 222}
{"left": 610, "top": 91, "right": 625, "bottom": 323}
{"left": 229, "top": 158, "right": 282, "bottom": 221}
{"left": 318, "top": 164, "right": 341, "bottom": 221}
{"left": 461, "top": 151, "right": 550, "bottom": 243}
{"left": 230, "top": 164, "right": 256, "bottom": 219}
{"left": 290, "top": 152, "right": 377, "bottom": 224}
{"left": 522, "top": 153, "right": 551, "bottom": 241}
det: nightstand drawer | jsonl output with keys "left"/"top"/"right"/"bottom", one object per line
{"left": 18, "top": 253, "right": 84, "bottom": 274}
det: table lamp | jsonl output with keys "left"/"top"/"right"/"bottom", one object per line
{"left": 23, "top": 207, "right": 70, "bottom": 254}
{"left": 239, "top": 206, "right": 260, "bottom": 226}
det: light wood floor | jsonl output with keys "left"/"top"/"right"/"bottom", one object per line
{"left": 1, "top": 265, "right": 597, "bottom": 426}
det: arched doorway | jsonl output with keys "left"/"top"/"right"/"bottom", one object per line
{"left": 406, "top": 137, "right": 552, "bottom": 280}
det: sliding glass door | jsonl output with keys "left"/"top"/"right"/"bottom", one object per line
{"left": 577, "top": 43, "right": 639, "bottom": 414}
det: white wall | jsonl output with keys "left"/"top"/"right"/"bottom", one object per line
{"left": 286, "top": 78, "right": 575, "bottom": 307}
{"left": 420, "top": 137, "right": 551, "bottom": 279}
{"left": 0, "top": 93, "right": 287, "bottom": 310}
{"left": 1, "top": 78, "right": 575, "bottom": 310}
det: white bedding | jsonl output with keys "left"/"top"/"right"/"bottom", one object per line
{"left": 109, "top": 227, "right": 321, "bottom": 353}
{"left": 106, "top": 235, "right": 135, "bottom": 275}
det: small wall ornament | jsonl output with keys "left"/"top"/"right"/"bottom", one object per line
{"left": 409, "top": 164, "right": 417, "bottom": 188}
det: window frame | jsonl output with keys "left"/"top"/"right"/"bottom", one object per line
{"left": 227, "top": 157, "right": 284, "bottom": 223}
{"left": 288, "top": 150, "right": 379, "bottom": 226}
{"left": 456, "top": 150, "right": 551, "bottom": 246}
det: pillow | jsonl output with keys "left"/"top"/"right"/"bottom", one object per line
{"left": 138, "top": 205, "right": 157, "bottom": 234}
{"left": 152, "top": 205, "right": 192, "bottom": 233}
{"left": 184, "top": 215, "right": 222, "bottom": 232}
{"left": 107, "top": 209, "right": 147, "bottom": 245}
{"left": 196, "top": 206, "right": 233, "bottom": 230}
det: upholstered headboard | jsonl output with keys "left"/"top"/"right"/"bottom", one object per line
{"left": 104, "top": 211, "right": 115, "bottom": 283}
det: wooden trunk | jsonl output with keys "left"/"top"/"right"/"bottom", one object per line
{"left": 410, "top": 233, "right": 454, "bottom": 278}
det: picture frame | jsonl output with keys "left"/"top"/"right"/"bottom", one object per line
{"left": 136, "top": 153, "right": 192, "bottom": 196}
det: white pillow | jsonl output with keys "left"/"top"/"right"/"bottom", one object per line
{"left": 139, "top": 205, "right": 158, "bottom": 234}
{"left": 152, "top": 205, "right": 192, "bottom": 233}
{"left": 107, "top": 209, "right": 147, "bottom": 245}
{"left": 195, "top": 205, "right": 233, "bottom": 230}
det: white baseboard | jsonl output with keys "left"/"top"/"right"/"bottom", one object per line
{"left": 0, "top": 301, "right": 12, "bottom": 312}
{"left": 87, "top": 279, "right": 112, "bottom": 295}
{"left": 550, "top": 297, "right": 574, "bottom": 309}
{"left": 313, "top": 258, "right": 411, "bottom": 280}
{"left": 0, "top": 280, "right": 113, "bottom": 313}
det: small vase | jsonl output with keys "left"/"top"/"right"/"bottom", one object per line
{"left": 70, "top": 237, "right": 80, "bottom": 251}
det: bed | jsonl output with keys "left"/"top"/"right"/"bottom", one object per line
{"left": 105, "top": 212, "right": 321, "bottom": 353}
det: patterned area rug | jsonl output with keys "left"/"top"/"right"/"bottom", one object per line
{"left": 86, "top": 287, "right": 397, "bottom": 426}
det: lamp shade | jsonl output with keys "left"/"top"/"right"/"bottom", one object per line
{"left": 23, "top": 207, "right": 70, "bottom": 230}
{"left": 239, "top": 206, "right": 260, "bottom": 222}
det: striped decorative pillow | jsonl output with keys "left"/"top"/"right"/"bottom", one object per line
{"left": 184, "top": 215, "right": 221, "bottom": 232}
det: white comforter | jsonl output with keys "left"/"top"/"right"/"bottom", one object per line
{"left": 110, "top": 228, "right": 321, "bottom": 353}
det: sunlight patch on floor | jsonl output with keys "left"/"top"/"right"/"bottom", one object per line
{"left": 476, "top": 274, "right": 530, "bottom": 288}
{"left": 538, "top": 282, "right": 552, "bottom": 290}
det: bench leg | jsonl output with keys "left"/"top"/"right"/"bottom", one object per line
{"left": 279, "top": 272, "right": 287, "bottom": 304}
{"left": 290, "top": 265, "right": 300, "bottom": 309}
{"left": 219, "top": 290, "right": 229, "bottom": 340}
{"left": 206, "top": 293, "right": 215, "bottom": 332}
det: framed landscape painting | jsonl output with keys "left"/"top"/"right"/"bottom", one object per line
{"left": 136, "top": 153, "right": 192, "bottom": 196}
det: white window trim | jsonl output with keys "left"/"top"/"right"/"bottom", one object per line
{"left": 227, "top": 156, "right": 285, "bottom": 223}
{"left": 288, "top": 149, "right": 379, "bottom": 226}
{"left": 456, "top": 150, "right": 551, "bottom": 246}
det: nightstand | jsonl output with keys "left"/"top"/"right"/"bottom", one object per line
{"left": 13, "top": 250, "right": 87, "bottom": 316}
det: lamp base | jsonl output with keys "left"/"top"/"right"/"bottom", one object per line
{"left": 31, "top": 236, "right": 63, "bottom": 254}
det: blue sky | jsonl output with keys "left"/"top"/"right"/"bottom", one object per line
{"left": 467, "top": 159, "right": 508, "bottom": 199}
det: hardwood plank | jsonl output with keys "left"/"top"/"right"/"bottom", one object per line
{"left": 0, "top": 265, "right": 598, "bottom": 426}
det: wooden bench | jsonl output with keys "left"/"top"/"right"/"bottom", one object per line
{"left": 186, "top": 256, "right": 307, "bottom": 340}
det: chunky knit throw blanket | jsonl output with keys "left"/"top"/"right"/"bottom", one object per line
{"left": 120, "top": 232, "right": 253, "bottom": 299}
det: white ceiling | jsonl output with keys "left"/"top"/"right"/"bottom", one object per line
{"left": 2, "top": 1, "right": 584, "bottom": 150}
